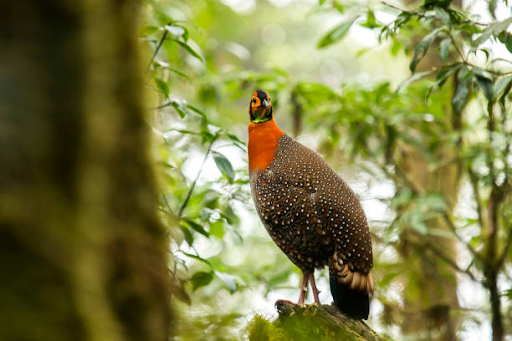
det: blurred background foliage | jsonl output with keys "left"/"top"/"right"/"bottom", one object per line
{"left": 139, "top": 0, "right": 512, "bottom": 340}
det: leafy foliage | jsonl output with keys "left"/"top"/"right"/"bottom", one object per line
{"left": 140, "top": 0, "right": 512, "bottom": 340}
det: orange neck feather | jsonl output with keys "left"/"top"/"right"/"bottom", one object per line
{"left": 248, "top": 118, "right": 284, "bottom": 173}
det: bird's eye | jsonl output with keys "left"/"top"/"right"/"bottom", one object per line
{"left": 251, "top": 99, "right": 256, "bottom": 104}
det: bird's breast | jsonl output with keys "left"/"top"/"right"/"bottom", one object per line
{"left": 248, "top": 118, "right": 284, "bottom": 173}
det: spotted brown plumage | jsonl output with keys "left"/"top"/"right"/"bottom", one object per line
{"left": 248, "top": 90, "right": 374, "bottom": 319}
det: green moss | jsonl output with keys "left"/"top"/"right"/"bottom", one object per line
{"left": 246, "top": 315, "right": 285, "bottom": 341}
{"left": 246, "top": 305, "right": 389, "bottom": 341}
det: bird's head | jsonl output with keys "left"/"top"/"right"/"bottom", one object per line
{"left": 249, "top": 89, "right": 273, "bottom": 123}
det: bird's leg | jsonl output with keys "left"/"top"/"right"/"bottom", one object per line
{"left": 297, "top": 271, "right": 309, "bottom": 306}
{"left": 308, "top": 273, "right": 321, "bottom": 305}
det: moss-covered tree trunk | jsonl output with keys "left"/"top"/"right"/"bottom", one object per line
{"left": 397, "top": 147, "right": 461, "bottom": 341}
{"left": 396, "top": 1, "right": 464, "bottom": 338}
{"left": 0, "top": 1, "right": 171, "bottom": 340}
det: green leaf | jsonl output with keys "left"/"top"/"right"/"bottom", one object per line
{"left": 478, "top": 48, "right": 491, "bottom": 62}
{"left": 221, "top": 205, "right": 240, "bottom": 227}
{"left": 333, "top": 1, "right": 344, "bottom": 13}
{"left": 173, "top": 284, "right": 191, "bottom": 305}
{"left": 439, "top": 38, "right": 451, "bottom": 61}
{"left": 498, "top": 32, "right": 512, "bottom": 53}
{"left": 157, "top": 161, "right": 175, "bottom": 169}
{"left": 392, "top": 12, "right": 412, "bottom": 32}
{"left": 175, "top": 40, "right": 203, "bottom": 61}
{"left": 410, "top": 27, "right": 444, "bottom": 72}
{"left": 428, "top": 228, "right": 457, "bottom": 239}
{"left": 361, "top": 10, "right": 380, "bottom": 29}
{"left": 434, "top": 7, "right": 451, "bottom": 26}
{"left": 180, "top": 251, "right": 213, "bottom": 267}
{"left": 317, "top": 16, "right": 358, "bottom": 49}
{"left": 153, "top": 59, "right": 169, "bottom": 69}
{"left": 226, "top": 133, "right": 247, "bottom": 151}
{"left": 452, "top": 67, "right": 471, "bottom": 114}
{"left": 473, "top": 17, "right": 512, "bottom": 48}
{"left": 209, "top": 220, "right": 225, "bottom": 239}
{"left": 139, "top": 25, "right": 159, "bottom": 36}
{"left": 215, "top": 271, "right": 238, "bottom": 293}
{"left": 212, "top": 151, "right": 235, "bottom": 183}
{"left": 227, "top": 133, "right": 246, "bottom": 146}
{"left": 390, "top": 40, "right": 403, "bottom": 56}
{"left": 185, "top": 220, "right": 209, "bottom": 237}
{"left": 155, "top": 78, "right": 170, "bottom": 99}
{"left": 186, "top": 104, "right": 207, "bottom": 121}
{"left": 493, "top": 75, "right": 512, "bottom": 101}
{"left": 171, "top": 100, "right": 188, "bottom": 118}
{"left": 419, "top": 193, "right": 446, "bottom": 212}
{"left": 190, "top": 271, "right": 214, "bottom": 291}
{"left": 423, "top": 0, "right": 451, "bottom": 8}
{"left": 437, "top": 63, "right": 462, "bottom": 87}
{"left": 409, "top": 217, "right": 428, "bottom": 234}
{"left": 200, "top": 131, "right": 215, "bottom": 144}
{"left": 396, "top": 70, "right": 434, "bottom": 93}
{"left": 164, "top": 24, "right": 186, "bottom": 38}
{"left": 391, "top": 188, "right": 413, "bottom": 208}
{"left": 180, "top": 225, "right": 194, "bottom": 246}
{"left": 168, "top": 67, "right": 190, "bottom": 79}
{"left": 476, "top": 75, "right": 494, "bottom": 102}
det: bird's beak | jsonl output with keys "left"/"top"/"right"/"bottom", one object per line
{"left": 261, "top": 99, "right": 269, "bottom": 108}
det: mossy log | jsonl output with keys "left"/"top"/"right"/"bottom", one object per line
{"left": 247, "top": 301, "right": 390, "bottom": 341}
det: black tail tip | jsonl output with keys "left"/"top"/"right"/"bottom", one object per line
{"left": 330, "top": 276, "right": 370, "bottom": 320}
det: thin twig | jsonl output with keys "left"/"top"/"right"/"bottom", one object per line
{"left": 178, "top": 134, "right": 219, "bottom": 219}
{"left": 145, "top": 22, "right": 171, "bottom": 73}
{"left": 423, "top": 240, "right": 482, "bottom": 284}
{"left": 381, "top": 161, "right": 421, "bottom": 195}
{"left": 162, "top": 193, "right": 174, "bottom": 215}
{"left": 441, "top": 211, "right": 481, "bottom": 260}
{"left": 500, "top": 100, "right": 510, "bottom": 189}
{"left": 468, "top": 168, "right": 485, "bottom": 229}
{"left": 153, "top": 101, "right": 174, "bottom": 110}
{"left": 447, "top": 30, "right": 467, "bottom": 64}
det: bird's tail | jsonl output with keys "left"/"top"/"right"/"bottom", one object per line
{"left": 329, "top": 271, "right": 371, "bottom": 320}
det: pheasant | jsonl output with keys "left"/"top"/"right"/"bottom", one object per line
{"left": 248, "top": 90, "right": 374, "bottom": 319}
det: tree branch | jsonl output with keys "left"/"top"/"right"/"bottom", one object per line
{"left": 441, "top": 211, "right": 481, "bottom": 261}
{"left": 468, "top": 168, "right": 485, "bottom": 230}
{"left": 178, "top": 134, "right": 218, "bottom": 219}
{"left": 423, "top": 240, "right": 482, "bottom": 284}
{"left": 496, "top": 224, "right": 512, "bottom": 271}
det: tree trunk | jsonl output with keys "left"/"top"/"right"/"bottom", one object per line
{"left": 394, "top": 1, "right": 463, "bottom": 339}
{"left": 0, "top": 2, "right": 172, "bottom": 341}
{"left": 488, "top": 271, "right": 504, "bottom": 341}
{"left": 397, "top": 146, "right": 461, "bottom": 341}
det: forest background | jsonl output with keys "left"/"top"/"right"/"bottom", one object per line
{"left": 2, "top": 0, "right": 512, "bottom": 341}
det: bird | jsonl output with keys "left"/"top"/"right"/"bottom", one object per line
{"left": 248, "top": 89, "right": 374, "bottom": 319}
